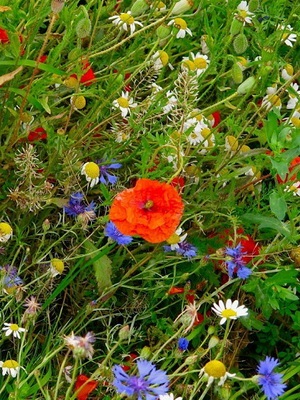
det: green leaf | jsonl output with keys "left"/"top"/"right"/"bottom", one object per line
{"left": 269, "top": 190, "right": 287, "bottom": 220}
{"left": 241, "top": 213, "right": 292, "bottom": 240}
{"left": 83, "top": 240, "right": 112, "bottom": 294}
{"left": 275, "top": 286, "right": 298, "bottom": 301}
{"left": 266, "top": 269, "right": 298, "bottom": 286}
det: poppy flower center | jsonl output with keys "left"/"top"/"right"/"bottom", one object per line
{"left": 194, "top": 57, "right": 207, "bottom": 69}
{"left": 117, "top": 97, "right": 130, "bottom": 108}
{"left": 120, "top": 13, "right": 134, "bottom": 25}
{"left": 174, "top": 18, "right": 187, "bottom": 30}
{"left": 221, "top": 309, "right": 237, "bottom": 318}
{"left": 204, "top": 360, "right": 226, "bottom": 378}
{"left": 3, "top": 360, "right": 19, "bottom": 369}
{"left": 84, "top": 162, "right": 100, "bottom": 178}
{"left": 143, "top": 200, "right": 154, "bottom": 210}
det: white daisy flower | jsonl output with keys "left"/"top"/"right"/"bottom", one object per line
{"left": 2, "top": 323, "right": 26, "bottom": 339}
{"left": 287, "top": 82, "right": 300, "bottom": 110}
{"left": 166, "top": 228, "right": 187, "bottom": 250}
{"left": 112, "top": 91, "right": 137, "bottom": 118}
{"left": 0, "top": 360, "right": 21, "bottom": 378}
{"left": 182, "top": 52, "right": 210, "bottom": 76}
{"left": 168, "top": 18, "right": 192, "bottom": 39}
{"left": 49, "top": 258, "right": 65, "bottom": 277}
{"left": 212, "top": 299, "right": 248, "bottom": 325}
{"left": 261, "top": 85, "right": 282, "bottom": 111}
{"left": 278, "top": 24, "right": 297, "bottom": 47}
{"left": 235, "top": 1, "right": 254, "bottom": 25}
{"left": 152, "top": 50, "right": 173, "bottom": 71}
{"left": 281, "top": 64, "right": 294, "bottom": 81}
{"left": 109, "top": 11, "right": 143, "bottom": 35}
{"left": 159, "top": 394, "right": 183, "bottom": 400}
{"left": 284, "top": 181, "right": 300, "bottom": 197}
{"left": 199, "top": 359, "right": 236, "bottom": 387}
{"left": 290, "top": 108, "right": 300, "bottom": 128}
{"left": 0, "top": 222, "right": 13, "bottom": 243}
{"left": 81, "top": 161, "right": 100, "bottom": 187}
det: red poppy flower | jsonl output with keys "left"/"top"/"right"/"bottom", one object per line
{"left": 276, "top": 156, "right": 300, "bottom": 184}
{"left": 170, "top": 176, "right": 185, "bottom": 192}
{"left": 0, "top": 28, "right": 9, "bottom": 43}
{"left": 109, "top": 178, "right": 184, "bottom": 243}
{"left": 211, "top": 111, "right": 221, "bottom": 128}
{"left": 80, "top": 60, "right": 96, "bottom": 86}
{"left": 74, "top": 374, "right": 98, "bottom": 400}
{"left": 38, "top": 54, "right": 47, "bottom": 63}
{"left": 28, "top": 127, "right": 47, "bottom": 142}
{"left": 121, "top": 353, "right": 138, "bottom": 371}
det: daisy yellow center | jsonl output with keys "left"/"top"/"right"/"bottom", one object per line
{"left": 174, "top": 18, "right": 187, "bottom": 30}
{"left": 159, "top": 50, "right": 169, "bottom": 66}
{"left": 0, "top": 222, "right": 12, "bottom": 235}
{"left": 240, "top": 144, "right": 250, "bottom": 152}
{"left": 72, "top": 95, "right": 86, "bottom": 109}
{"left": 282, "top": 32, "right": 289, "bottom": 40}
{"left": 157, "top": 2, "right": 166, "bottom": 9}
{"left": 285, "top": 64, "right": 293, "bottom": 75}
{"left": 117, "top": 97, "right": 130, "bottom": 108}
{"left": 221, "top": 309, "right": 237, "bottom": 318}
{"left": 144, "top": 200, "right": 154, "bottom": 209}
{"left": 201, "top": 127, "right": 211, "bottom": 138}
{"left": 183, "top": 60, "right": 196, "bottom": 71}
{"left": 84, "top": 162, "right": 100, "bottom": 179}
{"left": 190, "top": 132, "right": 199, "bottom": 139}
{"left": 120, "top": 13, "right": 134, "bottom": 25}
{"left": 194, "top": 57, "right": 207, "bottom": 69}
{"left": 226, "top": 135, "right": 239, "bottom": 151}
{"left": 267, "top": 94, "right": 281, "bottom": 107}
{"left": 51, "top": 259, "right": 64, "bottom": 273}
{"left": 64, "top": 76, "right": 78, "bottom": 88}
{"left": 291, "top": 117, "right": 300, "bottom": 127}
{"left": 9, "top": 324, "right": 19, "bottom": 331}
{"left": 237, "top": 57, "right": 247, "bottom": 67}
{"left": 204, "top": 360, "right": 226, "bottom": 378}
{"left": 239, "top": 10, "right": 248, "bottom": 19}
{"left": 3, "top": 360, "right": 19, "bottom": 369}
{"left": 167, "top": 233, "right": 181, "bottom": 245}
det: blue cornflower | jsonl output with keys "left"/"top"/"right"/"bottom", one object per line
{"left": 0, "top": 264, "right": 24, "bottom": 288}
{"left": 225, "top": 243, "right": 252, "bottom": 279}
{"left": 104, "top": 221, "right": 132, "bottom": 245}
{"left": 98, "top": 161, "right": 122, "bottom": 185}
{"left": 164, "top": 241, "right": 197, "bottom": 259}
{"left": 178, "top": 337, "right": 189, "bottom": 351}
{"left": 64, "top": 192, "right": 96, "bottom": 219}
{"left": 113, "top": 359, "right": 169, "bottom": 400}
{"left": 257, "top": 357, "right": 287, "bottom": 400}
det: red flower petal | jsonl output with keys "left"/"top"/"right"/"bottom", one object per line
{"left": 74, "top": 374, "right": 98, "bottom": 400}
{"left": 0, "top": 28, "right": 9, "bottom": 44}
{"left": 28, "top": 127, "right": 47, "bottom": 142}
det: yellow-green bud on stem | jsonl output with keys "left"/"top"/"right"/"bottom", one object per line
{"left": 249, "top": 0, "right": 259, "bottom": 12}
{"left": 140, "top": 346, "right": 152, "bottom": 359}
{"left": 76, "top": 18, "right": 92, "bottom": 39}
{"left": 208, "top": 335, "right": 220, "bottom": 349}
{"left": 232, "top": 63, "right": 243, "bottom": 84}
{"left": 156, "top": 24, "right": 171, "bottom": 39}
{"left": 207, "top": 325, "right": 215, "bottom": 335}
{"left": 131, "top": 0, "right": 149, "bottom": 16}
{"left": 230, "top": 18, "right": 243, "bottom": 36}
{"left": 119, "top": 325, "right": 130, "bottom": 341}
{"left": 237, "top": 76, "right": 256, "bottom": 94}
{"left": 171, "top": 0, "right": 194, "bottom": 15}
{"left": 233, "top": 33, "right": 248, "bottom": 54}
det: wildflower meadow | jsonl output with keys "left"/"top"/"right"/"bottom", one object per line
{"left": 1, "top": 0, "right": 300, "bottom": 399}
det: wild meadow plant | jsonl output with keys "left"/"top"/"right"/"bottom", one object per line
{"left": 0, "top": 0, "right": 300, "bottom": 399}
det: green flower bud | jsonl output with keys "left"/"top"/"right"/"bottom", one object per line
{"left": 76, "top": 18, "right": 92, "bottom": 39}
{"left": 131, "top": 0, "right": 149, "bottom": 16}
{"left": 233, "top": 33, "right": 248, "bottom": 54}
{"left": 232, "top": 63, "right": 243, "bottom": 84}
{"left": 230, "top": 19, "right": 243, "bottom": 36}
{"left": 208, "top": 335, "right": 220, "bottom": 349}
{"left": 185, "top": 355, "right": 198, "bottom": 365}
{"left": 156, "top": 24, "right": 171, "bottom": 39}
{"left": 51, "top": 0, "right": 65, "bottom": 14}
{"left": 140, "top": 346, "right": 152, "bottom": 359}
{"left": 118, "top": 325, "right": 130, "bottom": 341}
{"left": 68, "top": 47, "right": 82, "bottom": 61}
{"left": 207, "top": 325, "right": 215, "bottom": 335}
{"left": 237, "top": 76, "right": 256, "bottom": 94}
{"left": 248, "top": 0, "right": 259, "bottom": 12}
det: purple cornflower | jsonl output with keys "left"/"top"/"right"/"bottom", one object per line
{"left": 113, "top": 359, "right": 169, "bottom": 400}
{"left": 257, "top": 357, "right": 287, "bottom": 400}
{"left": 64, "top": 192, "right": 96, "bottom": 219}
{"left": 225, "top": 243, "right": 252, "bottom": 279}
{"left": 178, "top": 337, "right": 189, "bottom": 351}
{"left": 97, "top": 161, "right": 122, "bottom": 185}
{"left": 164, "top": 241, "right": 197, "bottom": 259}
{"left": 104, "top": 221, "right": 132, "bottom": 245}
{"left": 0, "top": 264, "right": 24, "bottom": 288}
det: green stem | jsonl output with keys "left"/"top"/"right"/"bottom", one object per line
{"left": 215, "top": 319, "right": 231, "bottom": 360}
{"left": 65, "top": 357, "right": 79, "bottom": 400}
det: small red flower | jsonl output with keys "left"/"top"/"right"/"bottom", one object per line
{"left": 170, "top": 176, "right": 185, "bottom": 192}
{"left": 38, "top": 54, "right": 47, "bottom": 63}
{"left": 74, "top": 374, "right": 98, "bottom": 400}
{"left": 211, "top": 111, "right": 221, "bottom": 128}
{"left": 80, "top": 60, "right": 96, "bottom": 86}
{"left": 121, "top": 353, "right": 138, "bottom": 371}
{"left": 0, "top": 28, "right": 9, "bottom": 44}
{"left": 28, "top": 127, "right": 47, "bottom": 142}
{"left": 109, "top": 178, "right": 184, "bottom": 243}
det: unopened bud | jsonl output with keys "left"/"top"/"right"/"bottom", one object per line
{"left": 248, "top": 0, "right": 259, "bottom": 12}
{"left": 290, "top": 247, "right": 300, "bottom": 267}
{"left": 76, "top": 18, "right": 92, "bottom": 39}
{"left": 207, "top": 325, "right": 215, "bottom": 335}
{"left": 119, "top": 325, "right": 130, "bottom": 341}
{"left": 233, "top": 33, "right": 248, "bottom": 54}
{"left": 131, "top": 0, "right": 149, "bottom": 16}
{"left": 185, "top": 355, "right": 198, "bottom": 365}
{"left": 42, "top": 219, "right": 50, "bottom": 232}
{"left": 231, "top": 63, "right": 243, "bottom": 84}
{"left": 237, "top": 76, "right": 256, "bottom": 94}
{"left": 230, "top": 19, "right": 243, "bottom": 36}
{"left": 51, "top": 0, "right": 65, "bottom": 14}
{"left": 171, "top": 0, "right": 194, "bottom": 15}
{"left": 208, "top": 335, "right": 220, "bottom": 349}
{"left": 156, "top": 24, "right": 171, "bottom": 39}
{"left": 140, "top": 346, "right": 152, "bottom": 360}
